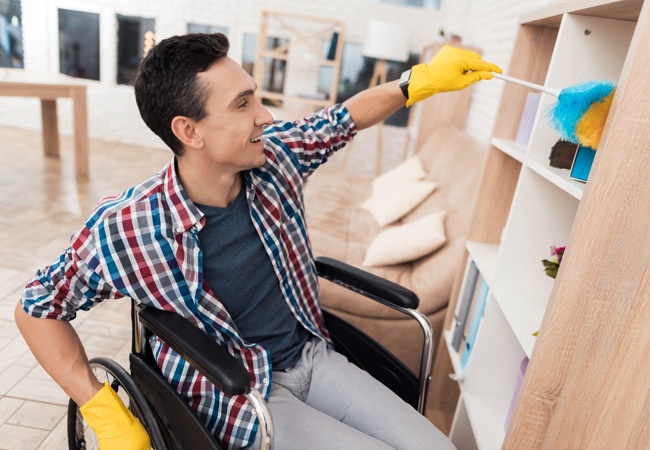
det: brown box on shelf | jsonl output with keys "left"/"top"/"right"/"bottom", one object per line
{"left": 549, "top": 140, "right": 578, "bottom": 169}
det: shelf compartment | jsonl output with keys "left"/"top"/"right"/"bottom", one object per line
{"left": 492, "top": 168, "right": 579, "bottom": 356}
{"left": 462, "top": 298, "right": 526, "bottom": 450}
{"left": 491, "top": 138, "right": 587, "bottom": 200}
{"left": 525, "top": 13, "right": 636, "bottom": 197}
{"left": 526, "top": 156, "right": 585, "bottom": 200}
{"left": 491, "top": 282, "right": 547, "bottom": 357}
{"left": 521, "top": 0, "right": 645, "bottom": 27}
{"left": 446, "top": 246, "right": 499, "bottom": 379}
{"left": 464, "top": 392, "right": 510, "bottom": 450}
{"left": 449, "top": 398, "right": 479, "bottom": 450}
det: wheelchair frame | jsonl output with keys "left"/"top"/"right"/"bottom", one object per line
{"left": 67, "top": 256, "right": 435, "bottom": 450}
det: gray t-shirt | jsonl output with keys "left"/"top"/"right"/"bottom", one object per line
{"left": 195, "top": 187, "right": 309, "bottom": 370}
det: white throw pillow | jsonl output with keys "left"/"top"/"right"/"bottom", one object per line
{"left": 363, "top": 211, "right": 447, "bottom": 267}
{"left": 372, "top": 156, "right": 427, "bottom": 196}
{"left": 361, "top": 180, "right": 437, "bottom": 227}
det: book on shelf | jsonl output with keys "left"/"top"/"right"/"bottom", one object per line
{"left": 570, "top": 145, "right": 596, "bottom": 182}
{"left": 450, "top": 259, "right": 480, "bottom": 351}
{"left": 457, "top": 271, "right": 484, "bottom": 359}
{"left": 460, "top": 278, "right": 490, "bottom": 370}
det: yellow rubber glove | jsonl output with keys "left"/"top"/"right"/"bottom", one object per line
{"left": 406, "top": 45, "right": 502, "bottom": 107}
{"left": 80, "top": 382, "right": 151, "bottom": 450}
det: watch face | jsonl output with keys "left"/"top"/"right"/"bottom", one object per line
{"left": 399, "top": 69, "right": 411, "bottom": 99}
{"left": 400, "top": 69, "right": 411, "bottom": 85}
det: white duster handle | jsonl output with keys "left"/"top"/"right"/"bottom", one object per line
{"left": 493, "top": 73, "right": 561, "bottom": 97}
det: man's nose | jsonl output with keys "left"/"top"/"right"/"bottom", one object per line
{"left": 255, "top": 100, "right": 274, "bottom": 126}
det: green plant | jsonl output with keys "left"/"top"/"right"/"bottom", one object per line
{"left": 541, "top": 245, "right": 565, "bottom": 279}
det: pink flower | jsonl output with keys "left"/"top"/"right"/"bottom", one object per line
{"left": 542, "top": 246, "right": 566, "bottom": 279}
{"left": 550, "top": 246, "right": 566, "bottom": 263}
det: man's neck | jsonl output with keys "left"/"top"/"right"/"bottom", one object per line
{"left": 176, "top": 157, "right": 243, "bottom": 208}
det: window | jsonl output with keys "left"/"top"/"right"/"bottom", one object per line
{"left": 242, "top": 33, "right": 288, "bottom": 103}
{"left": 0, "top": 0, "right": 23, "bottom": 68}
{"left": 58, "top": 9, "right": 100, "bottom": 80}
{"left": 241, "top": 33, "right": 257, "bottom": 76}
{"left": 187, "top": 23, "right": 228, "bottom": 35}
{"left": 319, "top": 42, "right": 419, "bottom": 126}
{"left": 117, "top": 14, "right": 155, "bottom": 86}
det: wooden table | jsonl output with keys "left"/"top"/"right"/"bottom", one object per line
{"left": 0, "top": 69, "right": 89, "bottom": 178}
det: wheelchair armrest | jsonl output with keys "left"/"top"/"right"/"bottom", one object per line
{"left": 314, "top": 256, "right": 419, "bottom": 310}
{"left": 137, "top": 305, "right": 251, "bottom": 396}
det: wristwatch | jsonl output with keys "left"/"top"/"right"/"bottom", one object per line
{"left": 399, "top": 69, "right": 411, "bottom": 100}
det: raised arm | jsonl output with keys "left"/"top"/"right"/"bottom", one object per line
{"left": 343, "top": 45, "right": 502, "bottom": 131}
{"left": 343, "top": 80, "right": 404, "bottom": 131}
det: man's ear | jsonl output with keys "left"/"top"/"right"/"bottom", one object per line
{"left": 171, "top": 116, "right": 203, "bottom": 150}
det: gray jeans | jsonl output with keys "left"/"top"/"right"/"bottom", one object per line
{"left": 247, "top": 337, "right": 456, "bottom": 450}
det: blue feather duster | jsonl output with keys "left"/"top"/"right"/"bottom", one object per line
{"left": 493, "top": 74, "right": 616, "bottom": 147}
{"left": 546, "top": 80, "right": 616, "bottom": 143}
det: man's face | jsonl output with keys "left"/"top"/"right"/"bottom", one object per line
{"left": 193, "top": 57, "right": 273, "bottom": 171}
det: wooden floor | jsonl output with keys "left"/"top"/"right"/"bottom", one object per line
{"left": 0, "top": 124, "right": 411, "bottom": 449}
{"left": 0, "top": 126, "right": 172, "bottom": 450}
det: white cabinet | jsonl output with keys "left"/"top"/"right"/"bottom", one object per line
{"left": 430, "top": 1, "right": 650, "bottom": 448}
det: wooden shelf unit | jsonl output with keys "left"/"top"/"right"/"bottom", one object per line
{"left": 253, "top": 11, "right": 344, "bottom": 113}
{"left": 428, "top": 0, "right": 650, "bottom": 448}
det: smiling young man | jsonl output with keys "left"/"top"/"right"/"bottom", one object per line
{"left": 173, "top": 57, "right": 273, "bottom": 208}
{"left": 15, "top": 33, "right": 500, "bottom": 449}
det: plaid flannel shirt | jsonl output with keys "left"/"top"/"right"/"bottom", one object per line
{"left": 21, "top": 104, "right": 357, "bottom": 449}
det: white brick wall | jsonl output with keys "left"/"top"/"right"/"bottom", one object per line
{"left": 439, "top": 0, "right": 554, "bottom": 142}
{"left": 3, "top": 0, "right": 570, "bottom": 150}
{"left": 2, "top": 0, "right": 442, "bottom": 150}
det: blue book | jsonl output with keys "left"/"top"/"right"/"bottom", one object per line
{"left": 460, "top": 279, "right": 489, "bottom": 369}
{"left": 570, "top": 145, "right": 596, "bottom": 182}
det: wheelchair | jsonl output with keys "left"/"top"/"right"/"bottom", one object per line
{"left": 67, "top": 256, "right": 435, "bottom": 450}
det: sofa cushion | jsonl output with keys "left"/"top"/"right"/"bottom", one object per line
{"left": 360, "top": 180, "right": 437, "bottom": 226}
{"left": 362, "top": 211, "right": 447, "bottom": 267}
{"left": 306, "top": 181, "right": 463, "bottom": 318}
{"left": 371, "top": 155, "right": 427, "bottom": 196}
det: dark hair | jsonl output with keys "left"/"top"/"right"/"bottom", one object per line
{"left": 134, "top": 33, "right": 230, "bottom": 156}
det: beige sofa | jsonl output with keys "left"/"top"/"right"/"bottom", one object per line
{"left": 304, "top": 124, "right": 486, "bottom": 376}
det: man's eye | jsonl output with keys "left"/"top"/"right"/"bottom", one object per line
{"left": 238, "top": 100, "right": 248, "bottom": 108}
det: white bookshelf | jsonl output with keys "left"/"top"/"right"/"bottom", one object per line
{"left": 434, "top": 2, "right": 645, "bottom": 449}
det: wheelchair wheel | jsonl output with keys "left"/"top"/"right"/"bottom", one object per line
{"left": 67, "top": 357, "right": 167, "bottom": 450}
